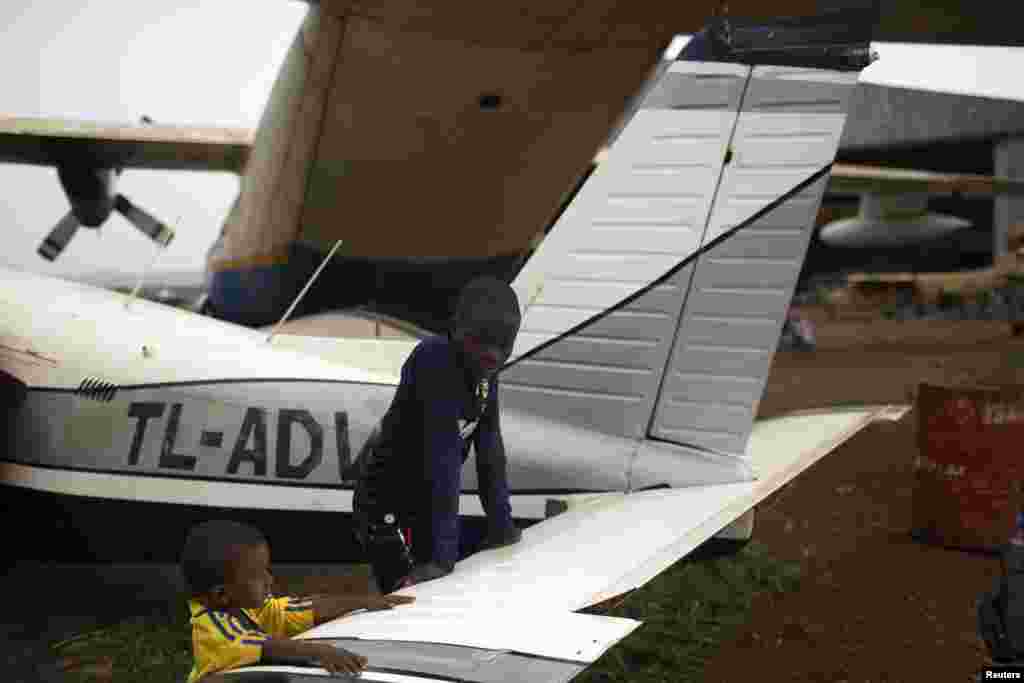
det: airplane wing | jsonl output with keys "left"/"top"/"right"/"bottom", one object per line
{"left": 0, "top": 116, "right": 252, "bottom": 173}
{"left": 228, "top": 404, "right": 905, "bottom": 682}
{"left": 829, "top": 162, "right": 1024, "bottom": 197}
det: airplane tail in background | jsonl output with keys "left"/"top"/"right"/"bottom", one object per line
{"left": 503, "top": 56, "right": 859, "bottom": 460}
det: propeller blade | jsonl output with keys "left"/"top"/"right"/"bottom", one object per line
{"left": 114, "top": 195, "right": 174, "bottom": 247}
{"left": 37, "top": 211, "right": 80, "bottom": 261}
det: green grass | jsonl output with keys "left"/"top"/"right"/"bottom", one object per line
{"left": 51, "top": 546, "right": 801, "bottom": 683}
{"left": 937, "top": 288, "right": 963, "bottom": 310}
{"left": 575, "top": 542, "right": 801, "bottom": 683}
{"left": 52, "top": 607, "right": 192, "bottom": 683}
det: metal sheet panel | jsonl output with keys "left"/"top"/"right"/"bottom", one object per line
{"left": 383, "top": 406, "right": 895, "bottom": 615}
{"left": 502, "top": 281, "right": 684, "bottom": 439}
{"left": 237, "top": 639, "right": 588, "bottom": 683}
{"left": 504, "top": 62, "right": 747, "bottom": 438}
{"left": 649, "top": 66, "right": 858, "bottom": 454}
{"left": 298, "top": 607, "right": 639, "bottom": 665}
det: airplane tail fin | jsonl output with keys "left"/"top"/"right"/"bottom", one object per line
{"left": 502, "top": 55, "right": 859, "bottom": 458}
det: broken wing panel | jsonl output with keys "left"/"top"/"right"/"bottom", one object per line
{"left": 297, "top": 608, "right": 638, "bottom": 665}
{"left": 304, "top": 405, "right": 902, "bottom": 626}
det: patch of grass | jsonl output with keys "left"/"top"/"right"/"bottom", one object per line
{"left": 575, "top": 542, "right": 801, "bottom": 683}
{"left": 52, "top": 607, "right": 192, "bottom": 683}
{"left": 50, "top": 551, "right": 800, "bottom": 683}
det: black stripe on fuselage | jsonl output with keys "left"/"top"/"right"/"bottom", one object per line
{"left": 24, "top": 376, "right": 397, "bottom": 394}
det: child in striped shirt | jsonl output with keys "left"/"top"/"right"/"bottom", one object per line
{"left": 182, "top": 520, "right": 413, "bottom": 681}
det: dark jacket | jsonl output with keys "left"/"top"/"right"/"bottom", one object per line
{"left": 360, "top": 335, "right": 513, "bottom": 570}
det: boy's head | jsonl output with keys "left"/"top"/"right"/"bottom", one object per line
{"left": 181, "top": 520, "right": 273, "bottom": 610}
{"left": 452, "top": 277, "right": 521, "bottom": 378}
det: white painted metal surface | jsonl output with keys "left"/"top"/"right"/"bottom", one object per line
{"left": 510, "top": 62, "right": 746, "bottom": 363}
{"left": 650, "top": 66, "right": 858, "bottom": 454}
{"left": 304, "top": 405, "right": 900, "bottom": 628}
{"left": 603, "top": 405, "right": 898, "bottom": 599}
{"left": 0, "top": 461, "right": 552, "bottom": 519}
{"left": 0, "top": 266, "right": 409, "bottom": 389}
{"left": 0, "top": 460, "right": 355, "bottom": 511}
{"left": 2, "top": 264, "right": 759, "bottom": 504}
{"left": 501, "top": 62, "right": 747, "bottom": 440}
{"left": 298, "top": 608, "right": 639, "bottom": 665}
{"left": 224, "top": 667, "right": 428, "bottom": 682}
{"left": 502, "top": 64, "right": 857, "bottom": 452}
{"left": 702, "top": 67, "right": 856, "bottom": 243}
{"left": 819, "top": 212, "right": 971, "bottom": 247}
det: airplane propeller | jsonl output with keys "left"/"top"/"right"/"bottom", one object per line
{"left": 113, "top": 194, "right": 175, "bottom": 247}
{"left": 37, "top": 211, "right": 81, "bottom": 261}
{"left": 36, "top": 164, "right": 175, "bottom": 262}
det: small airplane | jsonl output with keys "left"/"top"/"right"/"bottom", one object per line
{"left": 0, "top": 0, "right": 968, "bottom": 678}
{"left": 820, "top": 163, "right": 1024, "bottom": 248}
{"left": 0, "top": 115, "right": 250, "bottom": 262}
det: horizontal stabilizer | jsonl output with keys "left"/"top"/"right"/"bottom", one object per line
{"left": 305, "top": 405, "right": 904, "bottom": 624}
{"left": 298, "top": 607, "right": 639, "bottom": 665}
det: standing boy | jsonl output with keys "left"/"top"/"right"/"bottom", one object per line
{"left": 352, "top": 277, "right": 523, "bottom": 593}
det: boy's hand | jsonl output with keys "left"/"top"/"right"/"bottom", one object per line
{"left": 315, "top": 644, "right": 368, "bottom": 676}
{"left": 307, "top": 592, "right": 416, "bottom": 625}
{"left": 481, "top": 524, "right": 521, "bottom": 550}
{"left": 358, "top": 594, "right": 415, "bottom": 611}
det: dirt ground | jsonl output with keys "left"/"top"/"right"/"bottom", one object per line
{"left": 702, "top": 315, "right": 1024, "bottom": 683}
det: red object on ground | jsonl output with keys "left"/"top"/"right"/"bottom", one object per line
{"left": 913, "top": 383, "right": 1024, "bottom": 551}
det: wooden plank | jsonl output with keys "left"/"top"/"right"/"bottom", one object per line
{"left": 830, "top": 163, "right": 1024, "bottom": 197}
{"left": 297, "top": 16, "right": 655, "bottom": 259}
{"left": 0, "top": 116, "right": 251, "bottom": 172}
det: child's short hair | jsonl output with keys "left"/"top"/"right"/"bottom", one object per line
{"left": 181, "top": 520, "right": 267, "bottom": 595}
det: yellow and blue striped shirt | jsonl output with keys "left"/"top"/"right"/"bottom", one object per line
{"left": 187, "top": 596, "right": 315, "bottom": 683}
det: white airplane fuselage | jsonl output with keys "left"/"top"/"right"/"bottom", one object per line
{"left": 1, "top": 266, "right": 753, "bottom": 561}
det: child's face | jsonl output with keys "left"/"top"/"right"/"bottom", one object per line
{"left": 223, "top": 543, "right": 273, "bottom": 609}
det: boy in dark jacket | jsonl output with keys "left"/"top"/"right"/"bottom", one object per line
{"left": 353, "top": 277, "right": 523, "bottom": 593}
